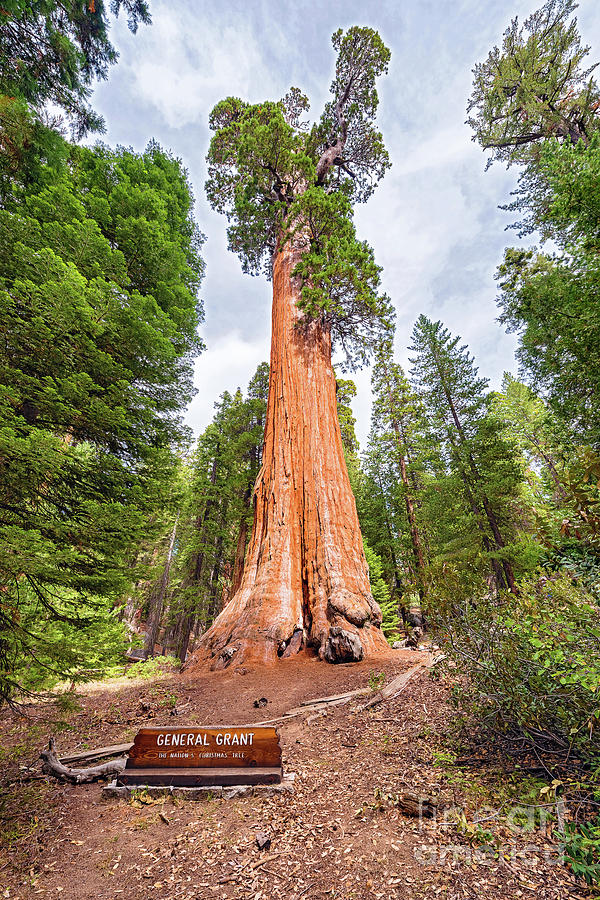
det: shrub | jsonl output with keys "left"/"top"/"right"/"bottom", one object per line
{"left": 436, "top": 572, "right": 600, "bottom": 761}
{"left": 124, "top": 655, "right": 180, "bottom": 680}
{"left": 563, "top": 815, "right": 600, "bottom": 886}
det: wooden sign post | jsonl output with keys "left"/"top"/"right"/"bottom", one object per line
{"left": 116, "top": 726, "right": 282, "bottom": 787}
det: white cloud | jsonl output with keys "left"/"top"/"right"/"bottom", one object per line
{"left": 186, "top": 331, "right": 270, "bottom": 434}
{"left": 94, "top": 0, "right": 600, "bottom": 447}
{"left": 118, "top": 6, "right": 281, "bottom": 129}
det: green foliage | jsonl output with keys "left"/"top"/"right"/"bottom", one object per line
{"left": 409, "top": 315, "right": 525, "bottom": 591}
{"left": 7, "top": 584, "right": 129, "bottom": 693}
{"left": 336, "top": 376, "right": 359, "bottom": 459}
{"left": 167, "top": 363, "right": 269, "bottom": 651}
{"left": 535, "top": 446, "right": 600, "bottom": 596}
{"left": 0, "top": 0, "right": 150, "bottom": 139}
{"left": 491, "top": 373, "right": 569, "bottom": 506}
{"left": 124, "top": 655, "right": 179, "bottom": 680}
{"left": 368, "top": 670, "right": 385, "bottom": 691}
{"left": 439, "top": 573, "right": 600, "bottom": 759}
{"left": 368, "top": 336, "right": 428, "bottom": 595}
{"left": 321, "top": 26, "right": 391, "bottom": 200}
{"left": 563, "top": 814, "right": 600, "bottom": 885}
{"left": 496, "top": 139, "right": 600, "bottom": 443}
{"left": 473, "top": 5, "right": 600, "bottom": 446}
{"left": 205, "top": 26, "right": 391, "bottom": 369}
{"left": 467, "top": 0, "right": 600, "bottom": 168}
{"left": 363, "top": 541, "right": 401, "bottom": 643}
{"left": 290, "top": 189, "right": 393, "bottom": 369}
{"left": 0, "top": 138, "right": 204, "bottom": 701}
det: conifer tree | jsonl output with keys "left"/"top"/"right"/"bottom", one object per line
{"left": 467, "top": 0, "right": 600, "bottom": 168}
{"left": 371, "top": 338, "right": 427, "bottom": 599}
{"left": 199, "top": 27, "right": 393, "bottom": 667}
{"left": 167, "top": 364, "right": 269, "bottom": 662}
{"left": 493, "top": 374, "right": 568, "bottom": 501}
{"left": 495, "top": 144, "right": 600, "bottom": 443}
{"left": 360, "top": 441, "right": 400, "bottom": 580}
{"left": 0, "top": 1, "right": 151, "bottom": 139}
{"left": 0, "top": 139, "right": 204, "bottom": 700}
{"left": 410, "top": 316, "right": 521, "bottom": 593}
{"left": 470, "top": 1, "right": 600, "bottom": 443}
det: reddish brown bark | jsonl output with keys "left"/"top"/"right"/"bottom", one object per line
{"left": 193, "top": 241, "right": 388, "bottom": 669}
{"left": 230, "top": 509, "right": 249, "bottom": 597}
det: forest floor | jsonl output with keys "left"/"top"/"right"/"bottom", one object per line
{"left": 0, "top": 648, "right": 592, "bottom": 900}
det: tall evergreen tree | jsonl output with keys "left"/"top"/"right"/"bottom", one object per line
{"left": 467, "top": 0, "right": 600, "bottom": 168}
{"left": 0, "top": 139, "right": 204, "bottom": 700}
{"left": 371, "top": 338, "right": 428, "bottom": 599}
{"left": 167, "top": 364, "right": 269, "bottom": 663}
{"left": 470, "top": 1, "right": 600, "bottom": 444}
{"left": 493, "top": 374, "right": 568, "bottom": 501}
{"left": 495, "top": 142, "right": 600, "bottom": 443}
{"left": 410, "top": 316, "right": 521, "bottom": 593}
{"left": 200, "top": 27, "right": 393, "bottom": 668}
{"left": 0, "top": 1, "right": 151, "bottom": 139}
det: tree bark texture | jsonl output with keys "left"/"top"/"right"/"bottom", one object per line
{"left": 143, "top": 516, "right": 178, "bottom": 659}
{"left": 193, "top": 241, "right": 388, "bottom": 669}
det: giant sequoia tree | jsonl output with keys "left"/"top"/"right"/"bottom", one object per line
{"left": 198, "top": 27, "right": 392, "bottom": 667}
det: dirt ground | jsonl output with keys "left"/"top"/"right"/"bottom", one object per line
{"left": 0, "top": 649, "right": 591, "bottom": 900}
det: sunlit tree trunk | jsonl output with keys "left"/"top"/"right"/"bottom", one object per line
{"left": 194, "top": 240, "right": 388, "bottom": 669}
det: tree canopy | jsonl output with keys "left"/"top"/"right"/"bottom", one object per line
{"left": 0, "top": 0, "right": 150, "bottom": 138}
{"left": 205, "top": 26, "right": 392, "bottom": 369}
{"left": 0, "top": 137, "right": 204, "bottom": 701}
{"left": 467, "top": 0, "right": 600, "bottom": 167}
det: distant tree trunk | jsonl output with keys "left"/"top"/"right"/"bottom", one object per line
{"left": 194, "top": 239, "right": 388, "bottom": 669}
{"left": 231, "top": 482, "right": 252, "bottom": 597}
{"left": 438, "top": 366, "right": 517, "bottom": 594}
{"left": 173, "top": 452, "right": 222, "bottom": 662}
{"left": 374, "top": 474, "right": 404, "bottom": 600}
{"left": 525, "top": 434, "right": 568, "bottom": 501}
{"left": 143, "top": 516, "right": 178, "bottom": 658}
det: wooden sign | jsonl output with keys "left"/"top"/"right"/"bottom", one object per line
{"left": 117, "top": 726, "right": 282, "bottom": 787}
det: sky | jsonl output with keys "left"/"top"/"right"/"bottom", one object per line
{"left": 91, "top": 0, "right": 600, "bottom": 447}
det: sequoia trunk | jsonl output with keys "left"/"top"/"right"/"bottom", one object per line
{"left": 194, "top": 240, "right": 388, "bottom": 669}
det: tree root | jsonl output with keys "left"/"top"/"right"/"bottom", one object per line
{"left": 41, "top": 738, "right": 126, "bottom": 784}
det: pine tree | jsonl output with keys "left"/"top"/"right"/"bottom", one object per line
{"left": 410, "top": 316, "right": 521, "bottom": 593}
{"left": 371, "top": 338, "right": 428, "bottom": 603}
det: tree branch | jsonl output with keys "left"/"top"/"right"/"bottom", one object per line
{"left": 41, "top": 738, "right": 127, "bottom": 784}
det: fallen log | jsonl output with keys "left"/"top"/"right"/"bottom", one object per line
{"left": 299, "top": 686, "right": 370, "bottom": 706}
{"left": 357, "top": 664, "right": 424, "bottom": 712}
{"left": 58, "top": 742, "right": 133, "bottom": 765}
{"left": 250, "top": 669, "right": 426, "bottom": 726}
{"left": 41, "top": 739, "right": 127, "bottom": 784}
{"left": 396, "top": 792, "right": 437, "bottom": 818}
